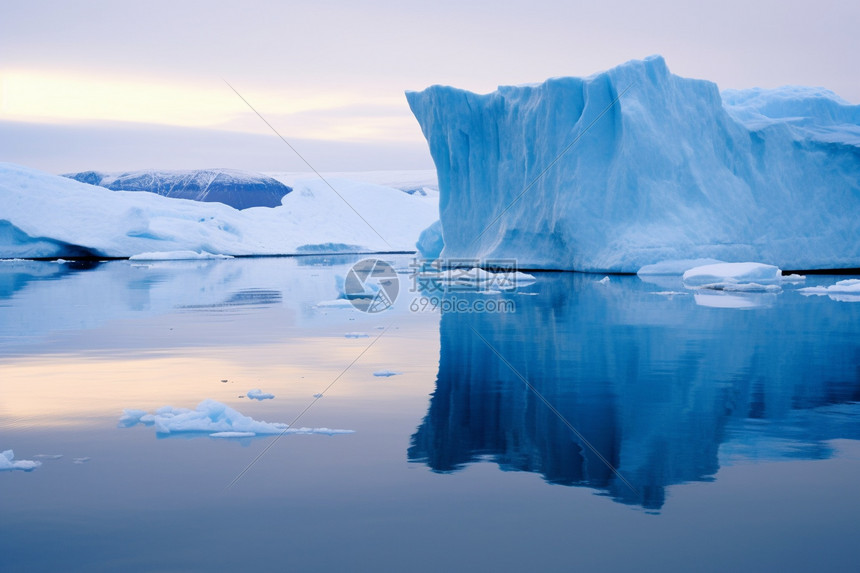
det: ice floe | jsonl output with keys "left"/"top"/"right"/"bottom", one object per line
{"left": 799, "top": 279, "right": 860, "bottom": 302}
{"left": 246, "top": 389, "right": 275, "bottom": 401}
{"left": 119, "top": 399, "right": 353, "bottom": 437}
{"left": 0, "top": 450, "right": 41, "bottom": 471}
{"left": 682, "top": 262, "right": 783, "bottom": 292}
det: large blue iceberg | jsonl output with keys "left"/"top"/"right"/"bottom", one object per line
{"left": 407, "top": 56, "right": 860, "bottom": 271}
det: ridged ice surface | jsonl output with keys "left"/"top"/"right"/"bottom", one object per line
{"left": 407, "top": 56, "right": 860, "bottom": 271}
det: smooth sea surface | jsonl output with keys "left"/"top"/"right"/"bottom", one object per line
{"left": 1, "top": 256, "right": 859, "bottom": 572}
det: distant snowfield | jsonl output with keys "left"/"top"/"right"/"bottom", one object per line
{"left": 0, "top": 163, "right": 439, "bottom": 259}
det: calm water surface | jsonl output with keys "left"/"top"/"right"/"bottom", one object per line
{"left": 1, "top": 257, "right": 859, "bottom": 572}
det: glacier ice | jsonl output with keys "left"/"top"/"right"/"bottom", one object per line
{"left": 416, "top": 220, "right": 444, "bottom": 259}
{"left": 0, "top": 163, "right": 438, "bottom": 259}
{"left": 0, "top": 449, "right": 41, "bottom": 471}
{"left": 128, "top": 250, "right": 234, "bottom": 261}
{"left": 407, "top": 56, "right": 860, "bottom": 272}
{"left": 119, "top": 399, "right": 354, "bottom": 437}
{"left": 64, "top": 169, "right": 292, "bottom": 210}
{"left": 682, "top": 262, "right": 782, "bottom": 291}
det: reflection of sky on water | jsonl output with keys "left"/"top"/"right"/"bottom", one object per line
{"left": 1, "top": 259, "right": 859, "bottom": 571}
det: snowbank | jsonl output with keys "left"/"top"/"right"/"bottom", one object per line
{"left": 0, "top": 163, "right": 438, "bottom": 258}
{"left": 0, "top": 450, "right": 41, "bottom": 471}
{"left": 119, "top": 399, "right": 353, "bottom": 437}
{"left": 407, "top": 56, "right": 860, "bottom": 271}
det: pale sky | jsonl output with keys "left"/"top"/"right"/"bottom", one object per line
{"left": 1, "top": 0, "right": 858, "bottom": 173}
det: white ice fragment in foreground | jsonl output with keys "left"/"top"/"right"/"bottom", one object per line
{"left": 798, "top": 279, "right": 860, "bottom": 302}
{"left": 598, "top": 276, "right": 610, "bottom": 285}
{"left": 120, "top": 399, "right": 353, "bottom": 437}
{"left": 73, "top": 457, "right": 91, "bottom": 464}
{"left": 0, "top": 450, "right": 41, "bottom": 471}
{"left": 33, "top": 454, "right": 63, "bottom": 460}
{"left": 246, "top": 389, "right": 275, "bottom": 401}
{"left": 344, "top": 332, "right": 370, "bottom": 338}
{"left": 373, "top": 370, "right": 401, "bottom": 377}
{"left": 782, "top": 274, "right": 806, "bottom": 283}
{"left": 682, "top": 262, "right": 782, "bottom": 291}
{"left": 129, "top": 250, "right": 233, "bottom": 261}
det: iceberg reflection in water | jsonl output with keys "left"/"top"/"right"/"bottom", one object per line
{"left": 409, "top": 273, "right": 860, "bottom": 510}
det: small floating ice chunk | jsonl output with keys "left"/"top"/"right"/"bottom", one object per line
{"left": 373, "top": 370, "right": 401, "bottom": 377}
{"left": 246, "top": 389, "right": 275, "bottom": 401}
{"left": 210, "top": 432, "right": 256, "bottom": 438}
{"left": 119, "top": 409, "right": 148, "bottom": 427}
{"left": 799, "top": 279, "right": 860, "bottom": 302}
{"left": 683, "top": 262, "right": 782, "bottom": 291}
{"left": 598, "top": 276, "right": 610, "bottom": 285}
{"left": 33, "top": 454, "right": 63, "bottom": 460}
{"left": 344, "top": 332, "right": 370, "bottom": 338}
{"left": 652, "top": 291, "right": 688, "bottom": 297}
{"left": 782, "top": 274, "right": 806, "bottom": 283}
{"left": 73, "top": 457, "right": 91, "bottom": 464}
{"left": 120, "top": 399, "right": 352, "bottom": 437}
{"left": 0, "top": 450, "right": 41, "bottom": 471}
{"left": 129, "top": 250, "right": 233, "bottom": 261}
